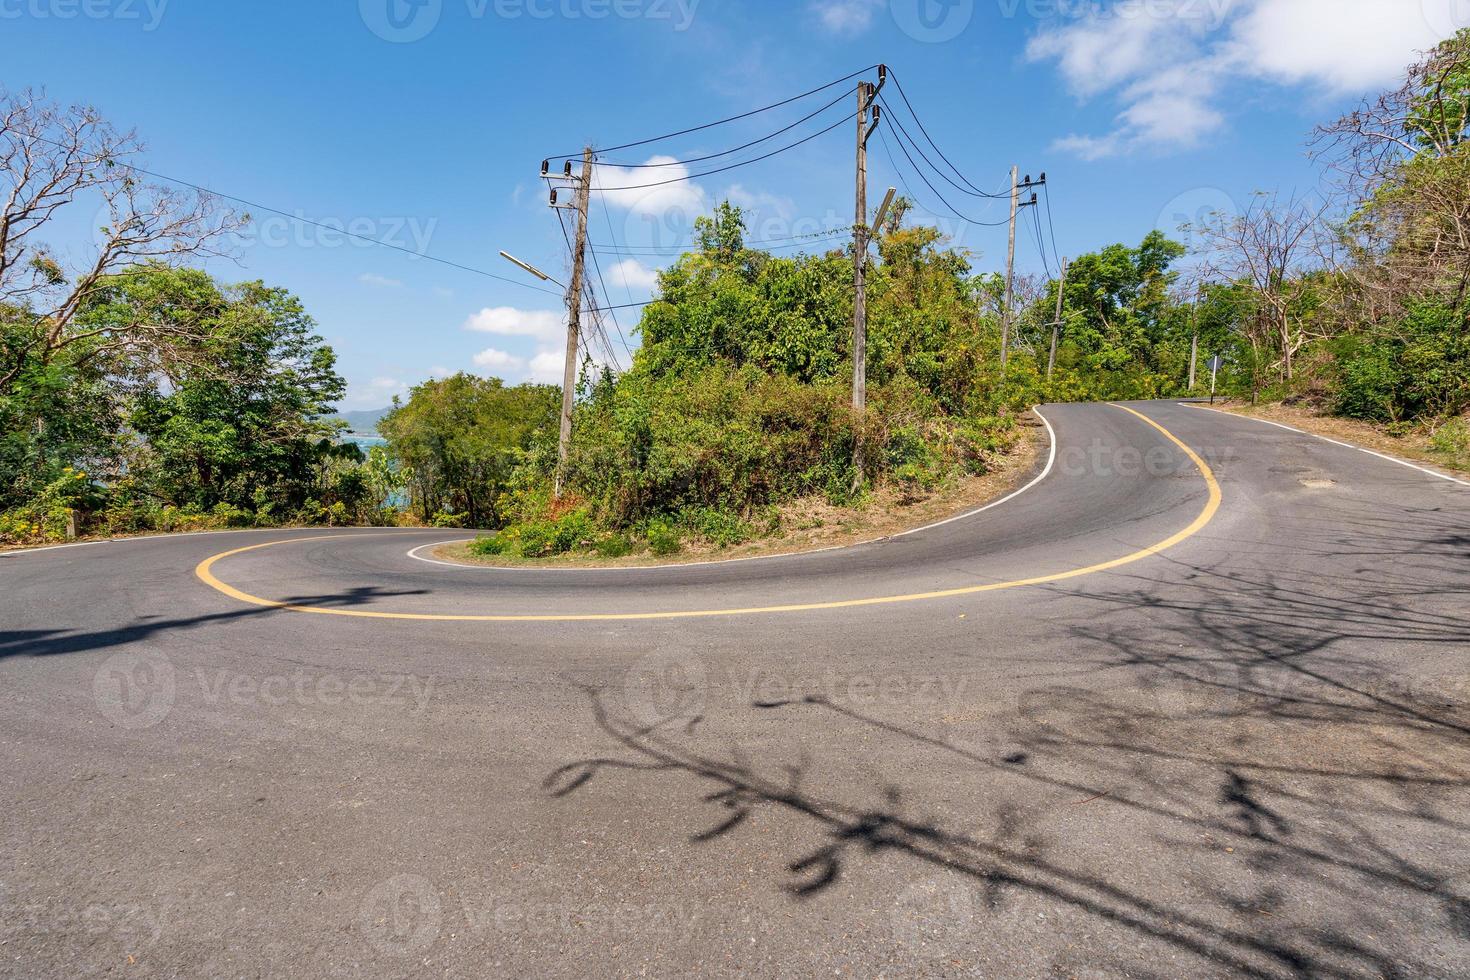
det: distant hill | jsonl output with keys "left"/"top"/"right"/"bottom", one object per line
{"left": 330, "top": 408, "right": 390, "bottom": 435}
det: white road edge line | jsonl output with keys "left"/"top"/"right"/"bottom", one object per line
{"left": 1183, "top": 402, "right": 1470, "bottom": 488}
{"left": 0, "top": 525, "right": 435, "bottom": 559}
{"left": 404, "top": 406, "right": 1061, "bottom": 573}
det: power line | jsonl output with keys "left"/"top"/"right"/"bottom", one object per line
{"left": 875, "top": 126, "right": 919, "bottom": 207}
{"left": 16, "top": 130, "right": 564, "bottom": 298}
{"left": 590, "top": 108, "right": 854, "bottom": 193}
{"left": 877, "top": 91, "right": 1008, "bottom": 202}
{"left": 545, "top": 66, "right": 877, "bottom": 161}
{"left": 596, "top": 194, "right": 639, "bottom": 360}
{"left": 558, "top": 206, "right": 627, "bottom": 369}
{"left": 1030, "top": 202, "right": 1054, "bottom": 279}
{"left": 585, "top": 233, "right": 851, "bottom": 257}
{"left": 1041, "top": 180, "right": 1064, "bottom": 273}
{"left": 589, "top": 226, "right": 849, "bottom": 253}
{"left": 884, "top": 68, "right": 1009, "bottom": 199}
{"left": 874, "top": 97, "right": 1011, "bottom": 228}
{"left": 594, "top": 88, "right": 852, "bottom": 169}
{"left": 588, "top": 243, "right": 635, "bottom": 361}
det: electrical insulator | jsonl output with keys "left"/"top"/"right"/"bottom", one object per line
{"left": 549, "top": 188, "right": 558, "bottom": 207}
{"left": 564, "top": 161, "right": 574, "bottom": 177}
{"left": 540, "top": 160, "right": 549, "bottom": 176}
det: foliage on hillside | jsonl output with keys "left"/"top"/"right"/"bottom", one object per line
{"left": 1, "top": 266, "right": 377, "bottom": 543}
{"left": 473, "top": 203, "right": 1040, "bottom": 559}
{"left": 1191, "top": 30, "right": 1470, "bottom": 430}
{"left": 9, "top": 33, "right": 1470, "bottom": 551}
{"left": 379, "top": 374, "right": 559, "bottom": 528}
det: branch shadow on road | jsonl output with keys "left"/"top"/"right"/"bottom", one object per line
{"left": 542, "top": 505, "right": 1470, "bottom": 977}
{"left": 0, "top": 586, "right": 427, "bottom": 660}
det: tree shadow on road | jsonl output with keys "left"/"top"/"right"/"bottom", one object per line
{"left": 0, "top": 586, "right": 427, "bottom": 660}
{"left": 543, "top": 505, "right": 1470, "bottom": 976}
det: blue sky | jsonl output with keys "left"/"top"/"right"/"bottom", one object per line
{"left": 5, "top": 0, "right": 1466, "bottom": 408}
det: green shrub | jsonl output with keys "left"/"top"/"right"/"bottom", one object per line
{"left": 1431, "top": 417, "right": 1470, "bottom": 469}
{"left": 469, "top": 534, "right": 506, "bottom": 556}
{"left": 678, "top": 506, "right": 752, "bottom": 548}
{"left": 497, "top": 509, "right": 595, "bottom": 558}
{"left": 1333, "top": 302, "right": 1470, "bottom": 422}
{"left": 645, "top": 518, "right": 681, "bottom": 556}
{"left": 1335, "top": 340, "right": 1404, "bottom": 422}
{"left": 594, "top": 533, "right": 634, "bottom": 558}
{"left": 211, "top": 502, "right": 255, "bottom": 528}
{"left": 430, "top": 510, "right": 468, "bottom": 528}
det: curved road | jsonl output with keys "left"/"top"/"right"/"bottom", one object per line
{"left": 2, "top": 401, "right": 1468, "bottom": 977}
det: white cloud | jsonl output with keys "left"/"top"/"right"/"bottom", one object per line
{"left": 1027, "top": 1, "right": 1208, "bottom": 98}
{"left": 359, "top": 273, "right": 404, "bottom": 289}
{"left": 463, "top": 306, "right": 565, "bottom": 341}
{"left": 460, "top": 306, "right": 622, "bottom": 385}
{"left": 606, "top": 258, "right": 660, "bottom": 293}
{"left": 1229, "top": 0, "right": 1450, "bottom": 92}
{"left": 472, "top": 348, "right": 526, "bottom": 371}
{"left": 1031, "top": 0, "right": 1465, "bottom": 158}
{"left": 723, "top": 184, "right": 795, "bottom": 216}
{"left": 528, "top": 350, "right": 568, "bottom": 385}
{"left": 594, "top": 155, "right": 707, "bottom": 221}
{"left": 341, "top": 375, "right": 407, "bottom": 409}
{"left": 809, "top": 0, "right": 883, "bottom": 36}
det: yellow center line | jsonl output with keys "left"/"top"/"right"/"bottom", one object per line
{"left": 194, "top": 404, "right": 1222, "bottom": 622}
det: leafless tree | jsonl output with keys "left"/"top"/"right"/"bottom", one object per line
{"left": 1193, "top": 193, "right": 1333, "bottom": 385}
{"left": 1312, "top": 33, "right": 1468, "bottom": 190}
{"left": 0, "top": 89, "right": 243, "bottom": 391}
{"left": 1312, "top": 33, "right": 1470, "bottom": 315}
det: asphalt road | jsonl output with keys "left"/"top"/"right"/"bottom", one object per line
{"left": 2, "top": 400, "right": 1468, "bottom": 978}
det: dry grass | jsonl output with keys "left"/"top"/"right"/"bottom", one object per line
{"left": 433, "top": 413, "right": 1048, "bottom": 569}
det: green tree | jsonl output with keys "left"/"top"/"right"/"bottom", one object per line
{"left": 1036, "top": 231, "right": 1187, "bottom": 398}
{"left": 109, "top": 267, "right": 346, "bottom": 511}
{"left": 379, "top": 373, "right": 559, "bottom": 527}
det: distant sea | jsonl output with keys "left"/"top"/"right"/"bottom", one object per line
{"left": 342, "top": 433, "right": 386, "bottom": 450}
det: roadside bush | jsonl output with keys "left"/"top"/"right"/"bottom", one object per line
{"left": 645, "top": 518, "right": 681, "bottom": 556}
{"left": 1430, "top": 417, "right": 1470, "bottom": 469}
{"left": 678, "top": 506, "right": 752, "bottom": 548}
{"left": 468, "top": 534, "right": 506, "bottom": 557}
{"left": 1334, "top": 302, "right": 1470, "bottom": 422}
{"left": 594, "top": 533, "right": 634, "bottom": 558}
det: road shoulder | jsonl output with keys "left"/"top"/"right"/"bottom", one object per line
{"left": 1187, "top": 400, "right": 1469, "bottom": 485}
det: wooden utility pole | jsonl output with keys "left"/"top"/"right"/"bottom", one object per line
{"left": 1047, "top": 256, "right": 1067, "bottom": 381}
{"left": 1188, "top": 284, "right": 1202, "bottom": 391}
{"left": 852, "top": 67, "right": 884, "bottom": 487}
{"left": 555, "top": 147, "right": 593, "bottom": 498}
{"left": 853, "top": 80, "right": 870, "bottom": 420}
{"left": 1001, "top": 165, "right": 1019, "bottom": 371}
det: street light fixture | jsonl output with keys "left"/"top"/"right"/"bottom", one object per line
{"left": 499, "top": 250, "right": 563, "bottom": 287}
